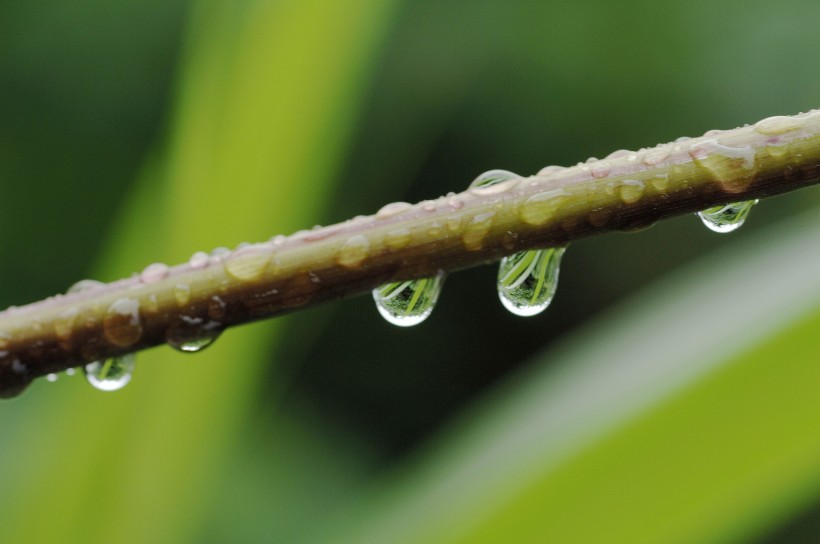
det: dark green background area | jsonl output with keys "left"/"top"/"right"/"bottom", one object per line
{"left": 0, "top": 1, "right": 818, "bottom": 542}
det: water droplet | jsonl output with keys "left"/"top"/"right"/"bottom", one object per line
{"left": 377, "top": 201, "right": 413, "bottom": 218}
{"left": 46, "top": 373, "right": 58, "bottom": 382}
{"left": 462, "top": 212, "right": 494, "bottom": 251}
{"left": 497, "top": 247, "right": 566, "bottom": 317}
{"left": 448, "top": 197, "right": 464, "bottom": 210}
{"left": 336, "top": 235, "right": 370, "bottom": 268}
{"left": 372, "top": 271, "right": 445, "bottom": 327}
{"left": 755, "top": 115, "right": 803, "bottom": 136}
{"left": 189, "top": 251, "right": 209, "bottom": 269}
{"left": 54, "top": 308, "right": 79, "bottom": 346}
{"left": 619, "top": 180, "right": 645, "bottom": 204}
{"left": 590, "top": 161, "right": 611, "bottom": 179}
{"left": 174, "top": 283, "right": 191, "bottom": 307}
{"left": 766, "top": 144, "right": 789, "bottom": 159}
{"left": 140, "top": 262, "right": 170, "bottom": 284}
{"left": 384, "top": 228, "right": 412, "bottom": 250}
{"left": 650, "top": 174, "right": 669, "bottom": 191}
{"left": 66, "top": 368, "right": 76, "bottom": 376}
{"left": 145, "top": 293, "right": 159, "bottom": 314}
{"left": 536, "top": 165, "right": 565, "bottom": 177}
{"left": 84, "top": 354, "right": 135, "bottom": 392}
{"left": 224, "top": 246, "right": 271, "bottom": 282}
{"left": 688, "top": 139, "right": 756, "bottom": 192}
{"left": 519, "top": 189, "right": 568, "bottom": 226}
{"left": 446, "top": 216, "right": 463, "bottom": 233}
{"left": 605, "top": 149, "right": 632, "bottom": 160}
{"left": 210, "top": 247, "right": 231, "bottom": 264}
{"left": 643, "top": 146, "right": 671, "bottom": 166}
{"left": 697, "top": 199, "right": 759, "bottom": 233}
{"left": 103, "top": 298, "right": 143, "bottom": 347}
{"left": 68, "top": 279, "right": 105, "bottom": 294}
{"left": 166, "top": 316, "right": 222, "bottom": 353}
{"left": 469, "top": 169, "right": 521, "bottom": 195}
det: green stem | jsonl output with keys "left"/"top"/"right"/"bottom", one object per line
{"left": 2, "top": 110, "right": 820, "bottom": 398}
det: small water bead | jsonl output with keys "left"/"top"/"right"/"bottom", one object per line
{"left": 68, "top": 279, "right": 105, "bottom": 294}
{"left": 605, "top": 149, "right": 632, "bottom": 160}
{"left": 140, "top": 263, "right": 170, "bottom": 284}
{"left": 462, "top": 212, "right": 494, "bottom": 251}
{"left": 377, "top": 201, "right": 413, "bottom": 219}
{"left": 84, "top": 354, "right": 135, "bottom": 392}
{"left": 468, "top": 170, "right": 521, "bottom": 196}
{"left": 590, "top": 161, "right": 611, "bottom": 179}
{"left": 66, "top": 368, "right": 76, "bottom": 377}
{"left": 497, "top": 247, "right": 566, "bottom": 317}
{"left": 642, "top": 146, "right": 671, "bottom": 166}
{"left": 469, "top": 169, "right": 521, "bottom": 193}
{"left": 536, "top": 165, "right": 565, "bottom": 177}
{"left": 619, "top": 180, "right": 645, "bottom": 204}
{"left": 384, "top": 228, "right": 412, "bottom": 250}
{"left": 167, "top": 316, "right": 222, "bottom": 353}
{"left": 46, "top": 373, "right": 58, "bottom": 382}
{"left": 54, "top": 308, "right": 79, "bottom": 341}
{"left": 697, "top": 199, "right": 759, "bottom": 233}
{"left": 519, "top": 189, "right": 568, "bottom": 226}
{"left": 651, "top": 174, "right": 669, "bottom": 191}
{"left": 174, "top": 283, "right": 191, "bottom": 306}
{"left": 372, "top": 271, "right": 445, "bottom": 327}
{"left": 210, "top": 247, "right": 231, "bottom": 264}
{"left": 448, "top": 197, "right": 464, "bottom": 210}
{"left": 755, "top": 115, "right": 803, "bottom": 136}
{"left": 224, "top": 246, "right": 271, "bottom": 282}
{"left": 336, "top": 235, "right": 370, "bottom": 268}
{"left": 427, "top": 222, "right": 444, "bottom": 237}
{"left": 103, "top": 298, "right": 143, "bottom": 347}
{"left": 688, "top": 139, "right": 756, "bottom": 191}
{"left": 766, "top": 144, "right": 789, "bottom": 159}
{"left": 189, "top": 251, "right": 210, "bottom": 269}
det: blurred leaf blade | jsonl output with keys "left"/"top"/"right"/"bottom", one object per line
{"left": 329, "top": 210, "right": 820, "bottom": 544}
{"left": 0, "top": 1, "right": 396, "bottom": 543}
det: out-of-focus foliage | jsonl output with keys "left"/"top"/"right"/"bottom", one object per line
{"left": 0, "top": 1, "right": 819, "bottom": 543}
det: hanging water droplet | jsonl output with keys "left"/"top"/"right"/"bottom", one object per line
{"left": 697, "top": 199, "right": 759, "bottom": 233}
{"left": 372, "top": 271, "right": 445, "bottom": 327}
{"left": 497, "top": 247, "right": 566, "bottom": 317}
{"left": 84, "top": 354, "right": 135, "bottom": 392}
{"left": 46, "top": 373, "right": 58, "bottom": 382}
{"left": 166, "top": 316, "right": 222, "bottom": 353}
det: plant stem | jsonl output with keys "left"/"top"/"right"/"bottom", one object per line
{"left": 2, "top": 110, "right": 820, "bottom": 398}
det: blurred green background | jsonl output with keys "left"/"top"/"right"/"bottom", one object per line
{"left": 1, "top": 1, "right": 819, "bottom": 542}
